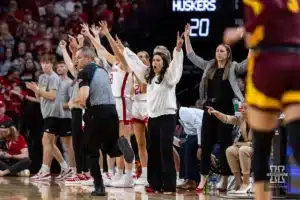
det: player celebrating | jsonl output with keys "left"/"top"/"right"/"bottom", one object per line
{"left": 224, "top": 1, "right": 300, "bottom": 200}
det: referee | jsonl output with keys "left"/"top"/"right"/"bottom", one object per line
{"left": 75, "top": 46, "right": 134, "bottom": 196}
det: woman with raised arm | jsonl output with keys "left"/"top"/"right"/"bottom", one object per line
{"left": 123, "top": 32, "right": 184, "bottom": 194}
{"left": 184, "top": 23, "right": 250, "bottom": 192}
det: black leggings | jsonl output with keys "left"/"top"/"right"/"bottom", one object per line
{"left": 200, "top": 106, "right": 233, "bottom": 176}
{"left": 0, "top": 158, "right": 31, "bottom": 174}
{"left": 71, "top": 108, "right": 88, "bottom": 173}
{"left": 147, "top": 114, "right": 177, "bottom": 192}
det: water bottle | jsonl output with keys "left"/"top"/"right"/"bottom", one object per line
{"left": 204, "top": 176, "right": 210, "bottom": 195}
{"left": 210, "top": 177, "right": 217, "bottom": 195}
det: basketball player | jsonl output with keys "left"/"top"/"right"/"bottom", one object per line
{"left": 224, "top": 1, "right": 300, "bottom": 200}
{"left": 81, "top": 22, "right": 135, "bottom": 188}
{"left": 26, "top": 55, "right": 71, "bottom": 181}
{"left": 75, "top": 46, "right": 134, "bottom": 196}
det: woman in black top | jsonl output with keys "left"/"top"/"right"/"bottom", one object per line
{"left": 184, "top": 23, "right": 250, "bottom": 191}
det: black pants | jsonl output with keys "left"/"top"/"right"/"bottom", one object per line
{"left": 71, "top": 108, "right": 88, "bottom": 173}
{"left": 86, "top": 105, "right": 121, "bottom": 185}
{"left": 21, "top": 101, "right": 43, "bottom": 174}
{"left": 200, "top": 103, "right": 233, "bottom": 176}
{"left": 147, "top": 114, "right": 177, "bottom": 192}
{"left": 0, "top": 158, "right": 31, "bottom": 174}
{"left": 179, "top": 135, "right": 200, "bottom": 182}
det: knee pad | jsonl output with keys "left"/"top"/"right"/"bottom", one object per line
{"left": 118, "top": 136, "right": 135, "bottom": 163}
{"left": 286, "top": 120, "right": 300, "bottom": 165}
{"left": 252, "top": 129, "right": 274, "bottom": 182}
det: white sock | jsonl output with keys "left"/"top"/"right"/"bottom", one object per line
{"left": 108, "top": 169, "right": 114, "bottom": 175}
{"left": 117, "top": 168, "right": 123, "bottom": 175}
{"left": 141, "top": 167, "right": 147, "bottom": 178}
{"left": 41, "top": 164, "right": 50, "bottom": 173}
{"left": 125, "top": 169, "right": 132, "bottom": 178}
{"left": 176, "top": 172, "right": 179, "bottom": 179}
{"left": 60, "top": 161, "right": 68, "bottom": 170}
{"left": 100, "top": 169, "right": 104, "bottom": 174}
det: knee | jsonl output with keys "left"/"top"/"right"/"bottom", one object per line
{"left": 23, "top": 158, "right": 32, "bottom": 166}
{"left": 42, "top": 134, "right": 53, "bottom": 147}
{"left": 226, "top": 146, "right": 236, "bottom": 157}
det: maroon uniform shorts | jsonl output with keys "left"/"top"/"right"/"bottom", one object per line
{"left": 246, "top": 50, "right": 300, "bottom": 111}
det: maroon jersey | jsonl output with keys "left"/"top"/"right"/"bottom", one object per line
{"left": 243, "top": 0, "right": 300, "bottom": 48}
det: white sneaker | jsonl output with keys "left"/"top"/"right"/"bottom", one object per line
{"left": 105, "top": 173, "right": 122, "bottom": 187}
{"left": 234, "top": 184, "right": 252, "bottom": 194}
{"left": 81, "top": 175, "right": 94, "bottom": 186}
{"left": 111, "top": 175, "right": 134, "bottom": 188}
{"left": 55, "top": 168, "right": 73, "bottom": 181}
{"left": 134, "top": 177, "right": 148, "bottom": 185}
{"left": 17, "top": 169, "right": 30, "bottom": 177}
{"left": 176, "top": 179, "right": 185, "bottom": 186}
{"left": 30, "top": 171, "right": 51, "bottom": 181}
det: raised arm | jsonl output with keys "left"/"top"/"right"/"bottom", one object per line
{"left": 184, "top": 24, "right": 208, "bottom": 70}
{"left": 81, "top": 23, "right": 117, "bottom": 65}
{"left": 59, "top": 40, "right": 77, "bottom": 77}
{"left": 100, "top": 21, "right": 131, "bottom": 72}
{"left": 164, "top": 32, "right": 184, "bottom": 86}
{"left": 123, "top": 47, "right": 148, "bottom": 84}
{"left": 235, "top": 49, "right": 252, "bottom": 75}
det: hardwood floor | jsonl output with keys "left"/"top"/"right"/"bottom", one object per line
{"left": 0, "top": 177, "right": 254, "bottom": 200}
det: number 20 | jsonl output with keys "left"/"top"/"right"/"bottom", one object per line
{"left": 190, "top": 18, "right": 210, "bottom": 37}
{"left": 287, "top": 0, "right": 299, "bottom": 13}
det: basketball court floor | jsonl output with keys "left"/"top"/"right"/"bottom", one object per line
{"left": 0, "top": 177, "right": 257, "bottom": 200}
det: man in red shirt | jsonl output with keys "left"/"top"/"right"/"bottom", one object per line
{"left": 0, "top": 118, "right": 31, "bottom": 177}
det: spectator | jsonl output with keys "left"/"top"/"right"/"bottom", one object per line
{"left": 0, "top": 22, "right": 15, "bottom": 49}
{"left": 0, "top": 113, "right": 31, "bottom": 177}
{"left": 15, "top": 41, "right": 27, "bottom": 59}
{"left": 0, "top": 47, "right": 13, "bottom": 76}
{"left": 1, "top": 0, "right": 24, "bottom": 35}
{"left": 15, "top": 9, "right": 38, "bottom": 41}
{"left": 65, "top": 11, "right": 83, "bottom": 35}
{"left": 207, "top": 104, "right": 252, "bottom": 194}
{"left": 54, "top": 0, "right": 75, "bottom": 19}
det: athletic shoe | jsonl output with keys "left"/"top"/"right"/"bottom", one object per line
{"left": 55, "top": 168, "right": 73, "bottom": 181}
{"left": 81, "top": 175, "right": 93, "bottom": 186}
{"left": 104, "top": 172, "right": 122, "bottom": 187}
{"left": 17, "top": 169, "right": 30, "bottom": 177}
{"left": 134, "top": 177, "right": 148, "bottom": 185}
{"left": 110, "top": 174, "right": 134, "bottom": 188}
{"left": 65, "top": 174, "right": 86, "bottom": 185}
{"left": 30, "top": 171, "right": 51, "bottom": 181}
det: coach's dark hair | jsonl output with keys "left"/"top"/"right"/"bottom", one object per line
{"left": 145, "top": 52, "right": 169, "bottom": 84}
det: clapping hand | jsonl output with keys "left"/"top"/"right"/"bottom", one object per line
{"left": 26, "top": 82, "right": 39, "bottom": 93}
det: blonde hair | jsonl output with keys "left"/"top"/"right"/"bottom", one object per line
{"left": 0, "top": 127, "right": 19, "bottom": 142}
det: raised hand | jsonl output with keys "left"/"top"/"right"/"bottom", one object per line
{"left": 59, "top": 40, "right": 67, "bottom": 49}
{"left": 77, "top": 34, "right": 85, "bottom": 48}
{"left": 115, "top": 34, "right": 125, "bottom": 51}
{"left": 90, "top": 24, "right": 101, "bottom": 36}
{"left": 80, "top": 23, "right": 91, "bottom": 37}
{"left": 99, "top": 21, "right": 109, "bottom": 35}
{"left": 223, "top": 27, "right": 244, "bottom": 46}
{"left": 184, "top": 23, "right": 190, "bottom": 38}
{"left": 176, "top": 31, "right": 184, "bottom": 51}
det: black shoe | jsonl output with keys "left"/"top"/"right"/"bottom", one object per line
{"left": 91, "top": 183, "right": 106, "bottom": 196}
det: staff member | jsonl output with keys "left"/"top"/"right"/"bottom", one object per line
{"left": 75, "top": 46, "right": 134, "bottom": 196}
{"left": 176, "top": 104, "right": 203, "bottom": 190}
